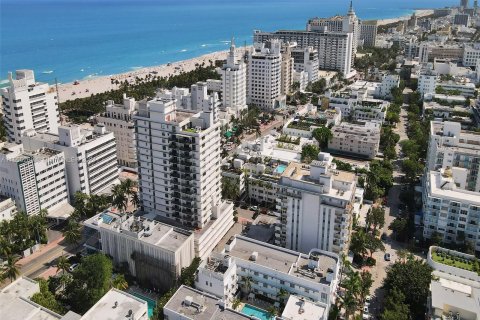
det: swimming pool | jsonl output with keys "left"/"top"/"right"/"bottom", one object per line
{"left": 130, "top": 291, "right": 156, "bottom": 318}
{"left": 100, "top": 212, "right": 114, "bottom": 224}
{"left": 241, "top": 304, "right": 274, "bottom": 320}
{"left": 275, "top": 164, "right": 287, "bottom": 174}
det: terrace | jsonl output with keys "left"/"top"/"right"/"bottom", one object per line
{"left": 431, "top": 249, "right": 479, "bottom": 273}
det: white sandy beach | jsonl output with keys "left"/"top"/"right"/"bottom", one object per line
{"left": 57, "top": 49, "right": 246, "bottom": 103}
{"left": 376, "top": 9, "right": 434, "bottom": 26}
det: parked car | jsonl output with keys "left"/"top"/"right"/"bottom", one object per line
{"left": 69, "top": 263, "right": 79, "bottom": 272}
{"left": 381, "top": 233, "right": 388, "bottom": 241}
{"left": 384, "top": 253, "right": 391, "bottom": 261}
{"left": 249, "top": 206, "right": 259, "bottom": 211}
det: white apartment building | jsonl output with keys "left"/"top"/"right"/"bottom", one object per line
{"left": 426, "top": 247, "right": 480, "bottom": 319}
{"left": 81, "top": 289, "right": 148, "bottom": 320}
{"left": 164, "top": 285, "right": 253, "bottom": 320}
{"left": 276, "top": 154, "right": 356, "bottom": 254}
{"left": 0, "top": 143, "right": 69, "bottom": 216}
{"left": 360, "top": 21, "right": 378, "bottom": 48}
{"left": 247, "top": 41, "right": 286, "bottom": 110}
{"left": 418, "top": 43, "right": 464, "bottom": 63}
{"left": 84, "top": 210, "right": 195, "bottom": 291}
{"left": 156, "top": 82, "right": 221, "bottom": 113}
{"left": 463, "top": 43, "right": 480, "bottom": 67}
{"left": 418, "top": 72, "right": 439, "bottom": 98}
{"left": 253, "top": 29, "right": 353, "bottom": 76}
{"left": 195, "top": 235, "right": 340, "bottom": 317}
{"left": 437, "top": 80, "right": 476, "bottom": 97}
{"left": 427, "top": 121, "right": 480, "bottom": 192}
{"left": 291, "top": 47, "right": 320, "bottom": 83}
{"left": 0, "top": 197, "right": 16, "bottom": 222}
{"left": 219, "top": 40, "right": 247, "bottom": 117}
{"left": 134, "top": 95, "right": 234, "bottom": 259}
{"left": 22, "top": 124, "right": 119, "bottom": 199}
{"left": 96, "top": 94, "right": 137, "bottom": 169}
{"left": 1, "top": 70, "right": 60, "bottom": 144}
{"left": 329, "top": 123, "right": 381, "bottom": 159}
{"left": 352, "top": 99, "right": 389, "bottom": 124}
{"left": 281, "top": 43, "right": 295, "bottom": 96}
{"left": 375, "top": 74, "right": 400, "bottom": 99}
{"left": 423, "top": 169, "right": 480, "bottom": 251}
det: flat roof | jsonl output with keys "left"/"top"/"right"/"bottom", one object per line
{"left": 81, "top": 289, "right": 148, "bottom": 320}
{"left": 427, "top": 171, "right": 480, "bottom": 205}
{"left": 281, "top": 295, "right": 325, "bottom": 320}
{"left": 84, "top": 210, "right": 192, "bottom": 252}
{"left": 165, "top": 285, "right": 251, "bottom": 320}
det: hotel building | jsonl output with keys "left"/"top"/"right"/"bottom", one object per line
{"left": 360, "top": 21, "right": 378, "bottom": 48}
{"left": 84, "top": 210, "right": 195, "bottom": 291}
{"left": 0, "top": 142, "right": 69, "bottom": 216}
{"left": 1, "top": 70, "right": 60, "bottom": 144}
{"left": 96, "top": 94, "right": 138, "bottom": 169}
{"left": 134, "top": 95, "right": 234, "bottom": 259}
{"left": 195, "top": 235, "right": 340, "bottom": 316}
{"left": 275, "top": 154, "right": 356, "bottom": 254}
{"left": 219, "top": 40, "right": 248, "bottom": 117}
{"left": 22, "top": 124, "right": 119, "bottom": 199}
{"left": 329, "top": 123, "right": 381, "bottom": 159}
{"left": 291, "top": 47, "right": 320, "bottom": 83}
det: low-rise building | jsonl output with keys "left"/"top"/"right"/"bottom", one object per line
{"left": 0, "top": 197, "right": 16, "bottom": 222}
{"left": 81, "top": 289, "right": 148, "bottom": 320}
{"left": 437, "top": 79, "right": 476, "bottom": 97}
{"left": 463, "top": 43, "right": 480, "bottom": 67}
{"left": 195, "top": 235, "right": 339, "bottom": 316}
{"left": 426, "top": 246, "right": 480, "bottom": 320}
{"left": 84, "top": 210, "right": 195, "bottom": 291}
{"left": 22, "top": 124, "right": 119, "bottom": 199}
{"left": 375, "top": 74, "right": 400, "bottom": 99}
{"left": 329, "top": 123, "right": 380, "bottom": 159}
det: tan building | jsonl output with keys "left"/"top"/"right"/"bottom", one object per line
{"left": 329, "top": 123, "right": 380, "bottom": 159}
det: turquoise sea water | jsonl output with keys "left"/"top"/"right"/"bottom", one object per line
{"left": 1, "top": 0, "right": 457, "bottom": 84}
{"left": 241, "top": 304, "right": 274, "bottom": 320}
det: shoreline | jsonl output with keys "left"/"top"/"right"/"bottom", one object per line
{"left": 48, "top": 8, "right": 433, "bottom": 102}
{"left": 376, "top": 9, "right": 434, "bottom": 26}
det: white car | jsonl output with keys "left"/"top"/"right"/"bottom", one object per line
{"left": 69, "top": 263, "right": 79, "bottom": 272}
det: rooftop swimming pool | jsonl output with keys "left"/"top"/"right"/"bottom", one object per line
{"left": 100, "top": 212, "right": 114, "bottom": 224}
{"left": 130, "top": 291, "right": 156, "bottom": 318}
{"left": 241, "top": 304, "right": 274, "bottom": 320}
{"left": 275, "top": 164, "right": 287, "bottom": 174}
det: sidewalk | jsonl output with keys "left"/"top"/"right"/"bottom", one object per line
{"left": 17, "top": 236, "right": 65, "bottom": 266}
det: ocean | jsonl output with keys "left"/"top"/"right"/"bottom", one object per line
{"left": 0, "top": 0, "right": 457, "bottom": 84}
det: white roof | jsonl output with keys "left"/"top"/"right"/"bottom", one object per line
{"left": 81, "top": 289, "right": 148, "bottom": 320}
{"left": 281, "top": 295, "right": 325, "bottom": 320}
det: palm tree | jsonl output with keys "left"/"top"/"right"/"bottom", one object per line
{"left": 111, "top": 274, "right": 128, "bottom": 290}
{"left": 63, "top": 219, "right": 81, "bottom": 245}
{"left": 56, "top": 255, "right": 70, "bottom": 275}
{"left": 266, "top": 305, "right": 278, "bottom": 317}
{"left": 276, "top": 288, "right": 289, "bottom": 303}
{"left": 232, "top": 298, "right": 242, "bottom": 310}
{"left": 243, "top": 275, "right": 252, "bottom": 294}
{"left": 112, "top": 184, "right": 127, "bottom": 214}
{"left": 2, "top": 255, "right": 20, "bottom": 282}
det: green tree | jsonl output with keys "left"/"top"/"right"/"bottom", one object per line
{"left": 111, "top": 274, "right": 129, "bottom": 290}
{"left": 66, "top": 253, "right": 113, "bottom": 314}
{"left": 389, "top": 218, "right": 408, "bottom": 242}
{"left": 383, "top": 258, "right": 433, "bottom": 318}
{"left": 31, "top": 279, "right": 65, "bottom": 314}
{"left": 276, "top": 287, "right": 289, "bottom": 303}
{"left": 312, "top": 127, "right": 333, "bottom": 149}
{"left": 112, "top": 184, "right": 128, "bottom": 214}
{"left": 56, "top": 255, "right": 71, "bottom": 276}
{"left": 381, "top": 288, "right": 410, "bottom": 320}
{"left": 63, "top": 219, "right": 81, "bottom": 245}
{"left": 366, "top": 207, "right": 386, "bottom": 234}
{"left": 232, "top": 298, "right": 242, "bottom": 310}
{"left": 301, "top": 144, "right": 319, "bottom": 163}
{"left": 221, "top": 177, "right": 240, "bottom": 201}
{"left": 350, "top": 230, "right": 369, "bottom": 258}
{"left": 1, "top": 255, "right": 20, "bottom": 282}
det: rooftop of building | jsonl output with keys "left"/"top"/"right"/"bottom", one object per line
{"left": 426, "top": 170, "right": 480, "bottom": 205}
{"left": 429, "top": 277, "right": 480, "bottom": 317}
{"left": 0, "top": 143, "right": 62, "bottom": 162}
{"left": 81, "top": 289, "right": 147, "bottom": 320}
{"left": 331, "top": 123, "right": 380, "bottom": 143}
{"left": 0, "top": 277, "right": 64, "bottom": 320}
{"left": 281, "top": 295, "right": 326, "bottom": 320}
{"left": 224, "top": 236, "right": 338, "bottom": 285}
{"left": 83, "top": 210, "right": 192, "bottom": 252}
{"left": 165, "top": 285, "right": 251, "bottom": 320}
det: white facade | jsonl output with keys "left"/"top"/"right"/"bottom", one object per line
{"left": 22, "top": 124, "right": 119, "bottom": 199}
{"left": 376, "top": 74, "right": 400, "bottom": 99}
{"left": 276, "top": 154, "right": 356, "bottom": 254}
{"left": 427, "top": 121, "right": 480, "bottom": 192}
{"left": 84, "top": 211, "right": 195, "bottom": 290}
{"left": 0, "top": 197, "right": 16, "bottom": 222}
{"left": 0, "top": 143, "right": 69, "bottom": 216}
{"left": 463, "top": 43, "right": 480, "bottom": 67}
{"left": 418, "top": 72, "right": 439, "bottom": 98}
{"left": 195, "top": 235, "right": 339, "bottom": 317}
{"left": 220, "top": 40, "right": 247, "bottom": 117}
{"left": 437, "top": 80, "right": 476, "bottom": 97}
{"left": 247, "top": 41, "right": 286, "bottom": 110}
{"left": 423, "top": 170, "right": 480, "bottom": 251}
{"left": 96, "top": 94, "right": 138, "bottom": 169}
{"left": 426, "top": 247, "right": 480, "bottom": 320}
{"left": 329, "top": 123, "right": 381, "bottom": 159}
{"left": 291, "top": 47, "right": 320, "bottom": 84}
{"left": 81, "top": 289, "right": 148, "bottom": 320}
{"left": 134, "top": 96, "right": 234, "bottom": 259}
{"left": 1, "top": 70, "right": 60, "bottom": 144}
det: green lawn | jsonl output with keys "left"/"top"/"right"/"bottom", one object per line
{"left": 431, "top": 251, "right": 475, "bottom": 272}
